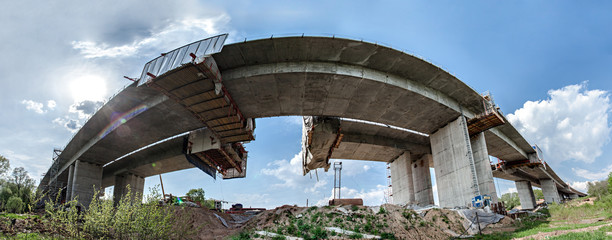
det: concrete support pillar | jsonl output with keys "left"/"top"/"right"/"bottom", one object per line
{"left": 569, "top": 194, "right": 579, "bottom": 199}
{"left": 113, "top": 173, "right": 145, "bottom": 205}
{"left": 65, "top": 164, "right": 74, "bottom": 202}
{"left": 515, "top": 180, "right": 536, "bottom": 209}
{"left": 470, "top": 132, "right": 498, "bottom": 203}
{"left": 412, "top": 154, "right": 434, "bottom": 206}
{"left": 431, "top": 116, "right": 496, "bottom": 208}
{"left": 540, "top": 179, "right": 560, "bottom": 203}
{"left": 70, "top": 160, "right": 103, "bottom": 207}
{"left": 390, "top": 152, "right": 415, "bottom": 205}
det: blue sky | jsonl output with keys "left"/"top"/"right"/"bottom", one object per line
{"left": 1, "top": 1, "right": 611, "bottom": 208}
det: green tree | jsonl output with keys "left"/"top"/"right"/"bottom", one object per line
{"left": 186, "top": 188, "right": 205, "bottom": 205}
{"left": 501, "top": 192, "right": 520, "bottom": 209}
{"left": 6, "top": 196, "right": 24, "bottom": 213}
{"left": 608, "top": 172, "right": 612, "bottom": 195}
{"left": 0, "top": 155, "right": 9, "bottom": 179}
{"left": 588, "top": 180, "right": 608, "bottom": 199}
{"left": 534, "top": 189, "right": 544, "bottom": 200}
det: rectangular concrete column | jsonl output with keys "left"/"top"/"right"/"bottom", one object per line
{"left": 412, "top": 154, "right": 434, "bottom": 206}
{"left": 471, "top": 132, "right": 498, "bottom": 203}
{"left": 70, "top": 160, "right": 103, "bottom": 207}
{"left": 515, "top": 180, "right": 536, "bottom": 209}
{"left": 113, "top": 173, "right": 145, "bottom": 205}
{"left": 65, "top": 164, "right": 74, "bottom": 202}
{"left": 390, "top": 152, "right": 415, "bottom": 205}
{"left": 431, "top": 116, "right": 480, "bottom": 208}
{"left": 569, "top": 193, "right": 578, "bottom": 199}
{"left": 540, "top": 179, "right": 560, "bottom": 203}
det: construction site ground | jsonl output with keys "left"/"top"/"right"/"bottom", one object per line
{"left": 7, "top": 202, "right": 612, "bottom": 239}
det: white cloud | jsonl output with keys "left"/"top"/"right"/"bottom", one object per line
{"left": 47, "top": 100, "right": 56, "bottom": 110}
{"left": 260, "top": 152, "right": 328, "bottom": 194}
{"left": 232, "top": 193, "right": 273, "bottom": 208}
{"left": 332, "top": 159, "right": 372, "bottom": 177}
{"left": 569, "top": 181, "right": 592, "bottom": 192}
{"left": 53, "top": 117, "right": 81, "bottom": 133}
{"left": 571, "top": 164, "right": 612, "bottom": 180}
{"left": 21, "top": 100, "right": 45, "bottom": 114}
{"left": 315, "top": 185, "right": 387, "bottom": 206}
{"left": 72, "top": 15, "right": 231, "bottom": 59}
{"left": 69, "top": 100, "right": 104, "bottom": 119}
{"left": 507, "top": 82, "right": 611, "bottom": 163}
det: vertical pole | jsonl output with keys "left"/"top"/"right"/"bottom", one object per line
{"left": 339, "top": 163, "right": 342, "bottom": 199}
{"left": 476, "top": 212, "right": 481, "bottom": 235}
{"left": 159, "top": 174, "right": 166, "bottom": 200}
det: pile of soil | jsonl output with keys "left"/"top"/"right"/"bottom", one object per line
{"left": 240, "top": 204, "right": 500, "bottom": 239}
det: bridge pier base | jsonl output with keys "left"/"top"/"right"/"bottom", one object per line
{"left": 412, "top": 154, "right": 434, "bottom": 206}
{"left": 70, "top": 160, "right": 103, "bottom": 207}
{"left": 390, "top": 152, "right": 415, "bottom": 205}
{"left": 430, "top": 116, "right": 497, "bottom": 208}
{"left": 569, "top": 193, "right": 579, "bottom": 199}
{"left": 113, "top": 173, "right": 145, "bottom": 205}
{"left": 515, "top": 180, "right": 536, "bottom": 209}
{"left": 540, "top": 179, "right": 560, "bottom": 203}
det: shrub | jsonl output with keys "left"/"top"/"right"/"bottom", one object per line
{"left": 6, "top": 196, "right": 24, "bottom": 213}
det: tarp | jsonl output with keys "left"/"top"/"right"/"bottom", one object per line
{"left": 138, "top": 34, "right": 228, "bottom": 86}
{"left": 456, "top": 209, "right": 505, "bottom": 235}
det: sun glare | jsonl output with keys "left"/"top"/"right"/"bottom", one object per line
{"left": 70, "top": 75, "right": 107, "bottom": 102}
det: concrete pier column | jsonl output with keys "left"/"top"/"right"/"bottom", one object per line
{"left": 569, "top": 193, "right": 579, "bottom": 199}
{"left": 540, "top": 179, "right": 560, "bottom": 203}
{"left": 431, "top": 116, "right": 486, "bottom": 208}
{"left": 412, "top": 154, "right": 434, "bottom": 206}
{"left": 65, "top": 164, "right": 74, "bottom": 202}
{"left": 515, "top": 180, "right": 536, "bottom": 209}
{"left": 113, "top": 173, "right": 145, "bottom": 205}
{"left": 470, "top": 132, "right": 498, "bottom": 203}
{"left": 70, "top": 160, "right": 103, "bottom": 207}
{"left": 390, "top": 152, "right": 415, "bottom": 205}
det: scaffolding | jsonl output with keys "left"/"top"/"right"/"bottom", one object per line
{"left": 385, "top": 162, "right": 393, "bottom": 204}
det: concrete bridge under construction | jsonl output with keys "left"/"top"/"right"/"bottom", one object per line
{"left": 39, "top": 34, "right": 585, "bottom": 208}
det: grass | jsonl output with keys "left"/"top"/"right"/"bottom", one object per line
{"left": 474, "top": 216, "right": 612, "bottom": 240}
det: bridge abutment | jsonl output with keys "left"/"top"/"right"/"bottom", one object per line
{"left": 70, "top": 160, "right": 103, "bottom": 207}
{"left": 515, "top": 180, "right": 536, "bottom": 209}
{"left": 390, "top": 152, "right": 415, "bottom": 205}
{"left": 412, "top": 154, "right": 434, "bottom": 206}
{"left": 431, "top": 116, "right": 497, "bottom": 208}
{"left": 540, "top": 179, "right": 560, "bottom": 203}
{"left": 113, "top": 173, "right": 145, "bottom": 205}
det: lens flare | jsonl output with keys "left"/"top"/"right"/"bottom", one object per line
{"left": 98, "top": 104, "right": 148, "bottom": 139}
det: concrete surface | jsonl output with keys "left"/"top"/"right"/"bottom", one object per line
{"left": 70, "top": 160, "right": 102, "bottom": 207}
{"left": 113, "top": 173, "right": 145, "bottom": 205}
{"left": 431, "top": 117, "right": 481, "bottom": 208}
{"left": 540, "top": 178, "right": 560, "bottom": 203}
{"left": 39, "top": 36, "right": 583, "bottom": 207}
{"left": 516, "top": 180, "right": 536, "bottom": 210}
{"left": 412, "top": 154, "right": 434, "bottom": 206}
{"left": 471, "top": 132, "right": 498, "bottom": 203}
{"left": 390, "top": 152, "right": 415, "bottom": 205}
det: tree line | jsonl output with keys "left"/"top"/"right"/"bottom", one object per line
{"left": 0, "top": 155, "right": 37, "bottom": 213}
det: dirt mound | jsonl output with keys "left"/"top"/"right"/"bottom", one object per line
{"left": 239, "top": 204, "right": 485, "bottom": 239}
{"left": 172, "top": 206, "right": 241, "bottom": 240}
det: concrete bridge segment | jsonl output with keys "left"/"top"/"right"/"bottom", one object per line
{"left": 38, "top": 35, "right": 584, "bottom": 208}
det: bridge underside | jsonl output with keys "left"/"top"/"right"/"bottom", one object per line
{"left": 39, "top": 35, "right": 582, "bottom": 209}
